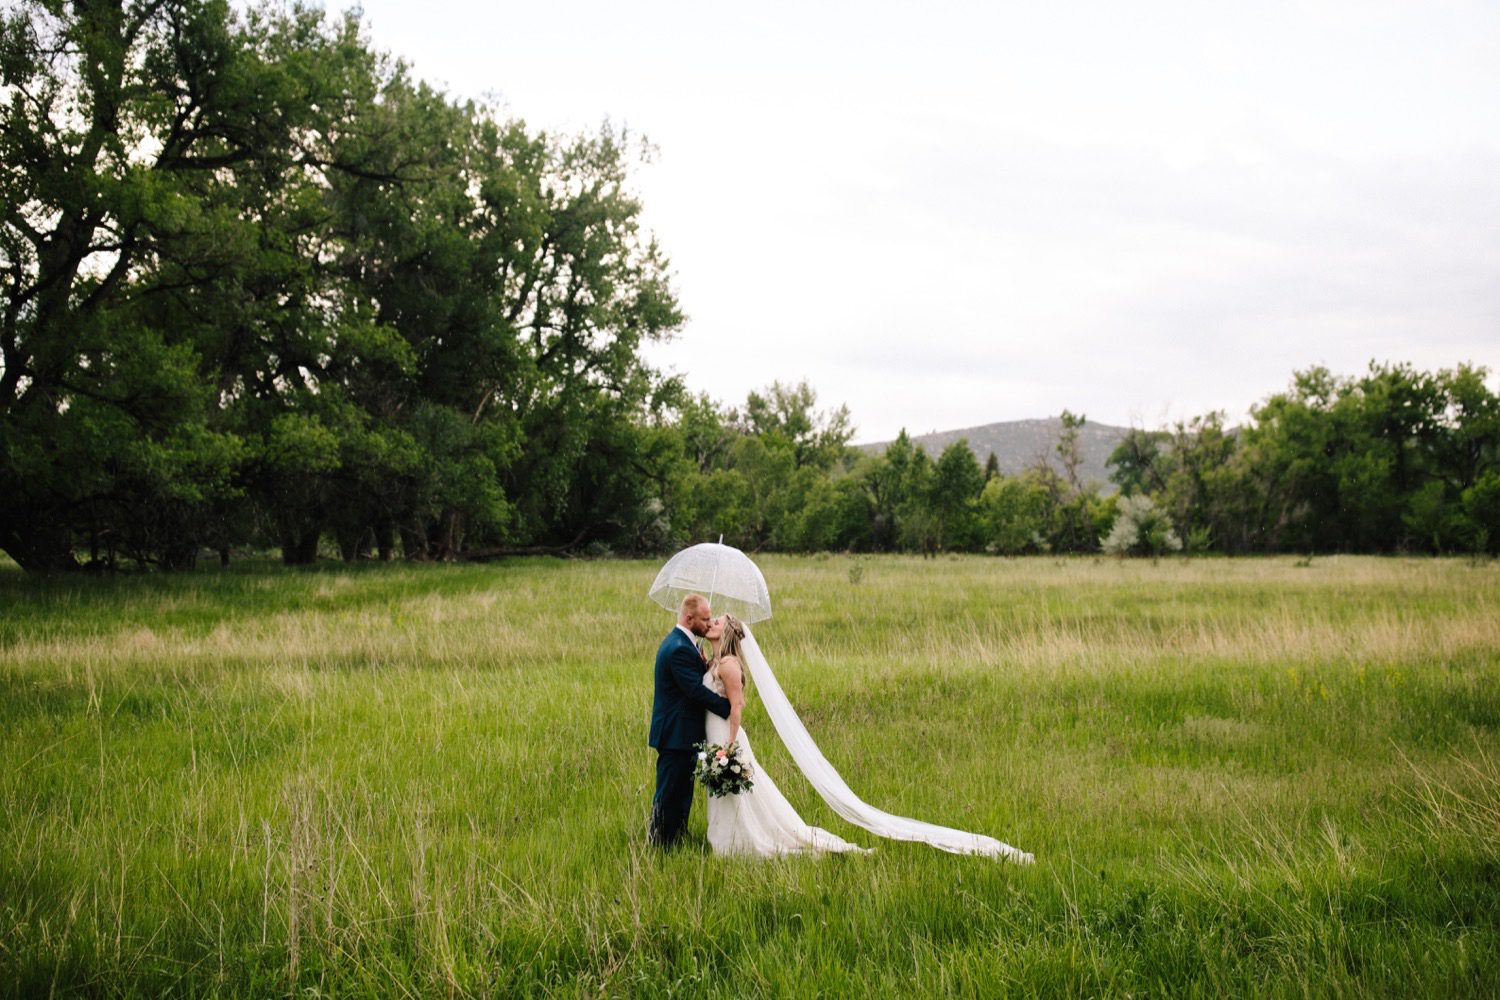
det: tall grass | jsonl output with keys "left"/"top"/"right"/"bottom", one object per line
{"left": 1, "top": 555, "right": 1497, "bottom": 996}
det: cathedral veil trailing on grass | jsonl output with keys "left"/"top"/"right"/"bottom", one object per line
{"left": 649, "top": 542, "right": 1033, "bottom": 863}
{"left": 737, "top": 626, "right": 1033, "bottom": 863}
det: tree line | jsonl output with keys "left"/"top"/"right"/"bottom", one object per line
{"left": 641, "top": 364, "right": 1498, "bottom": 560}
{"left": 2, "top": 3, "right": 1495, "bottom": 572}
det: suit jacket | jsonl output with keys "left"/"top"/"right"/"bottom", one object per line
{"left": 649, "top": 628, "right": 733, "bottom": 750}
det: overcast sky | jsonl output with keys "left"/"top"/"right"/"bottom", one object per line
{"left": 326, "top": 0, "right": 1498, "bottom": 441}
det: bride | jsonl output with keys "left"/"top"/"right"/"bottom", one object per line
{"left": 701, "top": 614, "right": 868, "bottom": 856}
{"left": 700, "top": 613, "right": 1032, "bottom": 863}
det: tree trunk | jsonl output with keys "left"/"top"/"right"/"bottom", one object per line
{"left": 281, "top": 527, "right": 321, "bottom": 565}
{"left": 374, "top": 522, "right": 395, "bottom": 561}
{"left": 160, "top": 541, "right": 199, "bottom": 572}
{"left": 441, "top": 511, "right": 465, "bottom": 560}
{"left": 336, "top": 525, "right": 369, "bottom": 562}
{"left": 400, "top": 524, "right": 429, "bottom": 561}
{"left": 457, "top": 529, "right": 589, "bottom": 560}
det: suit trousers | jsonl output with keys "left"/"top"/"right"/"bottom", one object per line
{"left": 649, "top": 748, "right": 696, "bottom": 848}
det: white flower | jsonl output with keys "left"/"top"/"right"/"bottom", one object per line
{"left": 731, "top": 765, "right": 741, "bottom": 774}
{"left": 697, "top": 752, "right": 707, "bottom": 761}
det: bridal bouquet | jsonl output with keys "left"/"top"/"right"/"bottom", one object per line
{"left": 693, "top": 741, "right": 755, "bottom": 797}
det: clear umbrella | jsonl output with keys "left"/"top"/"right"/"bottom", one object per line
{"left": 648, "top": 539, "right": 772, "bottom": 623}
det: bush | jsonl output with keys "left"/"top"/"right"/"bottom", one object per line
{"left": 1102, "top": 494, "right": 1183, "bottom": 557}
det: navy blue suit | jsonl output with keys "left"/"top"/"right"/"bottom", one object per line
{"left": 648, "top": 627, "right": 733, "bottom": 847}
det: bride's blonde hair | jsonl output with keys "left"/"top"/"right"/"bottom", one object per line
{"left": 714, "top": 613, "right": 746, "bottom": 666}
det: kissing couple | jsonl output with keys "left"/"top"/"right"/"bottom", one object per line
{"left": 647, "top": 593, "right": 1033, "bottom": 862}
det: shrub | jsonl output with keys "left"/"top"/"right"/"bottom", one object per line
{"left": 1102, "top": 494, "right": 1183, "bottom": 557}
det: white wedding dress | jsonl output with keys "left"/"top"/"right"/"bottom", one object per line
{"left": 702, "top": 626, "right": 1033, "bottom": 863}
{"left": 703, "top": 664, "right": 870, "bottom": 856}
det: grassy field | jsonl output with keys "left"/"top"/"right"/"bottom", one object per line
{"left": 1, "top": 554, "right": 1498, "bottom": 997}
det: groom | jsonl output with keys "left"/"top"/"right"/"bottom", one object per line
{"left": 648, "top": 594, "right": 734, "bottom": 848}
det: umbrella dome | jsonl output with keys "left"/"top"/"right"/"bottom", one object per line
{"left": 648, "top": 542, "right": 772, "bottom": 623}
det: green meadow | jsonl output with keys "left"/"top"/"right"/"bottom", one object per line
{"left": 1, "top": 555, "right": 1497, "bottom": 997}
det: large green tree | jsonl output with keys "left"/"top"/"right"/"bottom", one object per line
{"left": 928, "top": 439, "right": 985, "bottom": 551}
{"left": 0, "top": 1, "right": 682, "bottom": 570}
{"left": 0, "top": 1, "right": 421, "bottom": 568}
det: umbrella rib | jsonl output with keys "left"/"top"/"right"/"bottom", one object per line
{"left": 706, "top": 538, "right": 722, "bottom": 615}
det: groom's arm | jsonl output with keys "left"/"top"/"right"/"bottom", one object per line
{"left": 669, "top": 647, "right": 733, "bottom": 719}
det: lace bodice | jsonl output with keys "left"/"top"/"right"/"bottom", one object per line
{"left": 702, "top": 665, "right": 726, "bottom": 697}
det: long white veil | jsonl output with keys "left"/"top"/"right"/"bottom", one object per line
{"left": 739, "top": 625, "right": 1034, "bottom": 863}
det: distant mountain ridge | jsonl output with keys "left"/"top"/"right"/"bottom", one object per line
{"left": 857, "top": 417, "right": 1130, "bottom": 491}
